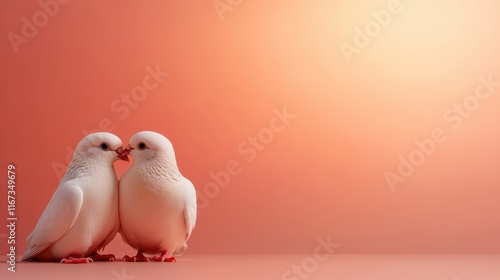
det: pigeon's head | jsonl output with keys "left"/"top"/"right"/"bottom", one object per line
{"left": 75, "top": 132, "right": 129, "bottom": 162}
{"left": 125, "top": 131, "right": 175, "bottom": 162}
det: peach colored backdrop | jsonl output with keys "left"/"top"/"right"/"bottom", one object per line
{"left": 1, "top": 0, "right": 499, "bottom": 257}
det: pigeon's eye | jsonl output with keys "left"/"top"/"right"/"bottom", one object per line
{"left": 100, "top": 143, "right": 109, "bottom": 150}
{"left": 138, "top": 142, "right": 147, "bottom": 150}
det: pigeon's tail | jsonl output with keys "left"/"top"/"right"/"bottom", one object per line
{"left": 21, "top": 241, "right": 54, "bottom": 262}
{"left": 172, "top": 243, "right": 188, "bottom": 256}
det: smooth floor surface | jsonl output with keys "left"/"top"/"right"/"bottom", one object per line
{"left": 1, "top": 255, "right": 499, "bottom": 280}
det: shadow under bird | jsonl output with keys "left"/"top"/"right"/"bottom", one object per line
{"left": 119, "top": 131, "right": 197, "bottom": 262}
{"left": 22, "top": 132, "right": 129, "bottom": 263}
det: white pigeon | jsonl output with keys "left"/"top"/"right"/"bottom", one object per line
{"left": 22, "top": 132, "right": 129, "bottom": 263}
{"left": 119, "top": 131, "right": 197, "bottom": 262}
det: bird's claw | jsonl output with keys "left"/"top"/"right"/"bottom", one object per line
{"left": 89, "top": 252, "right": 116, "bottom": 262}
{"left": 60, "top": 257, "right": 94, "bottom": 264}
{"left": 123, "top": 253, "right": 149, "bottom": 262}
{"left": 151, "top": 255, "right": 176, "bottom": 262}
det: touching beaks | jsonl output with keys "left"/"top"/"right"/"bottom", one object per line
{"left": 115, "top": 147, "right": 130, "bottom": 162}
{"left": 125, "top": 144, "right": 134, "bottom": 152}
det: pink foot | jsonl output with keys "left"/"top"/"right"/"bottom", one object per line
{"left": 150, "top": 251, "right": 176, "bottom": 262}
{"left": 89, "top": 252, "right": 115, "bottom": 262}
{"left": 123, "top": 251, "right": 149, "bottom": 262}
{"left": 60, "top": 256, "right": 93, "bottom": 264}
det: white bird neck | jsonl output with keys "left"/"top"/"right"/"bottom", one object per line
{"left": 138, "top": 157, "right": 182, "bottom": 181}
{"left": 63, "top": 156, "right": 108, "bottom": 181}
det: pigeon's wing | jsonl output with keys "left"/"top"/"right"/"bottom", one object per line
{"left": 22, "top": 182, "right": 83, "bottom": 261}
{"left": 182, "top": 178, "right": 197, "bottom": 240}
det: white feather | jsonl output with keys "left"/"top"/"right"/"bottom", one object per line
{"left": 22, "top": 132, "right": 122, "bottom": 262}
{"left": 119, "top": 131, "right": 197, "bottom": 257}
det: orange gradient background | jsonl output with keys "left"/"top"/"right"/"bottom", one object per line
{"left": 1, "top": 0, "right": 500, "bottom": 260}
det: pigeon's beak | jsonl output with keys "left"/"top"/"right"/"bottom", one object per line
{"left": 115, "top": 147, "right": 130, "bottom": 162}
{"left": 125, "top": 144, "right": 134, "bottom": 152}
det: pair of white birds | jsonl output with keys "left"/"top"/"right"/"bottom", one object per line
{"left": 22, "top": 131, "right": 197, "bottom": 263}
